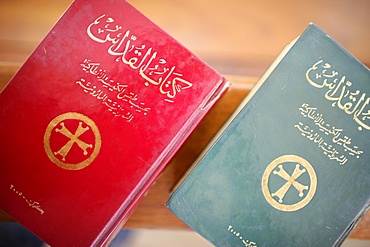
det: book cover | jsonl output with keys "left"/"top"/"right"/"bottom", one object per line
{"left": 0, "top": 0, "right": 228, "bottom": 246}
{"left": 167, "top": 23, "right": 370, "bottom": 247}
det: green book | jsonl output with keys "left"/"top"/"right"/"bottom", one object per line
{"left": 167, "top": 24, "right": 370, "bottom": 247}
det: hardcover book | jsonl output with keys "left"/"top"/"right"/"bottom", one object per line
{"left": 0, "top": 1, "right": 228, "bottom": 246}
{"left": 167, "top": 24, "right": 370, "bottom": 247}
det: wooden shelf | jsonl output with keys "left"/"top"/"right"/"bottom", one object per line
{"left": 0, "top": 64, "right": 369, "bottom": 239}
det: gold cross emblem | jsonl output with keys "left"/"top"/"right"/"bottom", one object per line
{"left": 262, "top": 155, "right": 317, "bottom": 212}
{"left": 54, "top": 122, "right": 92, "bottom": 161}
{"left": 271, "top": 164, "right": 308, "bottom": 203}
{"left": 44, "top": 112, "right": 101, "bottom": 170}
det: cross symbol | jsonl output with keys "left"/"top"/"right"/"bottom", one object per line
{"left": 54, "top": 121, "right": 93, "bottom": 161}
{"left": 271, "top": 164, "right": 308, "bottom": 203}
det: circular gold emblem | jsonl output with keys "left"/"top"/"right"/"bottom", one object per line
{"left": 44, "top": 112, "right": 101, "bottom": 170}
{"left": 261, "top": 155, "right": 317, "bottom": 212}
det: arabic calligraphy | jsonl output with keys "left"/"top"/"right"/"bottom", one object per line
{"left": 77, "top": 59, "right": 150, "bottom": 122}
{"left": 86, "top": 14, "right": 193, "bottom": 103}
{"left": 306, "top": 60, "right": 370, "bottom": 131}
{"left": 295, "top": 103, "right": 363, "bottom": 165}
{"left": 227, "top": 225, "right": 257, "bottom": 247}
{"left": 10, "top": 184, "right": 45, "bottom": 215}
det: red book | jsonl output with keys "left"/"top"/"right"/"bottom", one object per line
{"left": 0, "top": 1, "right": 228, "bottom": 246}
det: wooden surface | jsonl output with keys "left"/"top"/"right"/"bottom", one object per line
{"left": 0, "top": 64, "right": 369, "bottom": 239}
{"left": 1, "top": 0, "right": 369, "bottom": 77}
